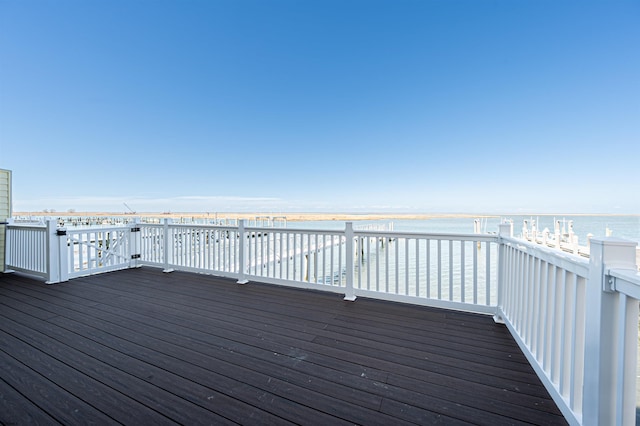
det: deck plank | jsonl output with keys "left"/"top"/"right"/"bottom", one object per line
{"left": 0, "top": 307, "right": 238, "bottom": 425}
{"left": 0, "top": 376, "right": 60, "bottom": 425}
{"left": 0, "top": 267, "right": 567, "bottom": 425}
{"left": 0, "top": 340, "right": 119, "bottom": 425}
{"left": 0, "top": 328, "right": 176, "bottom": 425}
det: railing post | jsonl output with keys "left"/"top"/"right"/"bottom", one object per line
{"left": 237, "top": 220, "right": 248, "bottom": 284}
{"left": 344, "top": 222, "right": 356, "bottom": 301}
{"left": 129, "top": 218, "right": 141, "bottom": 269}
{"left": 500, "top": 221, "right": 513, "bottom": 238}
{"left": 57, "top": 226, "right": 69, "bottom": 283}
{"left": 583, "top": 237, "right": 638, "bottom": 426}
{"left": 162, "top": 218, "right": 174, "bottom": 273}
{"left": 1, "top": 219, "right": 10, "bottom": 273}
{"left": 0, "top": 218, "right": 8, "bottom": 274}
{"left": 494, "top": 222, "right": 513, "bottom": 323}
{"left": 46, "top": 219, "right": 68, "bottom": 284}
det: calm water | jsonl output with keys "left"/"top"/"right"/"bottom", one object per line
{"left": 290, "top": 215, "right": 640, "bottom": 245}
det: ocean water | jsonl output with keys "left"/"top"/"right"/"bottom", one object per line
{"left": 284, "top": 215, "right": 640, "bottom": 297}
{"left": 290, "top": 215, "right": 640, "bottom": 246}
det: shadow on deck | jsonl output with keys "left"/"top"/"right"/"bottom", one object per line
{"left": 0, "top": 267, "right": 567, "bottom": 425}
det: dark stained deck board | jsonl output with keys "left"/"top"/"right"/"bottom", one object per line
{"left": 54, "top": 280, "right": 531, "bottom": 377}
{"left": 0, "top": 296, "right": 332, "bottom": 425}
{"left": 0, "top": 375, "right": 61, "bottom": 425}
{"left": 38, "top": 272, "right": 531, "bottom": 372}
{"left": 0, "top": 327, "right": 178, "bottom": 425}
{"left": 0, "top": 308, "right": 241, "bottom": 425}
{"left": 0, "top": 267, "right": 568, "bottom": 425}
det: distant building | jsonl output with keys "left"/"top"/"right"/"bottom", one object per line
{"left": 0, "top": 168, "right": 11, "bottom": 272}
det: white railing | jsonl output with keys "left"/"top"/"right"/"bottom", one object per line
{"left": 5, "top": 222, "right": 50, "bottom": 280}
{"left": 242, "top": 225, "right": 349, "bottom": 293}
{"left": 353, "top": 229, "right": 498, "bottom": 314}
{"left": 66, "top": 226, "right": 135, "bottom": 278}
{"left": 139, "top": 222, "right": 241, "bottom": 277}
{"left": 496, "top": 222, "right": 639, "bottom": 426}
{"left": 137, "top": 221, "right": 500, "bottom": 311}
{"left": 498, "top": 233, "right": 589, "bottom": 425}
{"left": 4, "top": 218, "right": 638, "bottom": 425}
{"left": 606, "top": 267, "right": 640, "bottom": 426}
{"left": 138, "top": 222, "right": 167, "bottom": 267}
{"left": 5, "top": 219, "right": 139, "bottom": 281}
{"left": 582, "top": 239, "right": 639, "bottom": 426}
{"left": 5, "top": 219, "right": 69, "bottom": 283}
{"left": 139, "top": 221, "right": 351, "bottom": 294}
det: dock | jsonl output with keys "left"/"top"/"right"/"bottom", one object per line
{"left": 509, "top": 218, "right": 640, "bottom": 270}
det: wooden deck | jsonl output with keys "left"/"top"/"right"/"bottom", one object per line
{"left": 0, "top": 267, "right": 567, "bottom": 425}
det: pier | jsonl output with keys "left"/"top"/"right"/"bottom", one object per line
{"left": 512, "top": 218, "right": 640, "bottom": 270}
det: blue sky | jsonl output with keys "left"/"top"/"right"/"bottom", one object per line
{"left": 1, "top": 0, "right": 638, "bottom": 213}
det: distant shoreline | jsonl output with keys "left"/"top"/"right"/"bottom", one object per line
{"left": 13, "top": 211, "right": 491, "bottom": 222}
{"left": 12, "top": 211, "right": 639, "bottom": 222}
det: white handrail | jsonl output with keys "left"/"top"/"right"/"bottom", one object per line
{"left": 498, "top": 231, "right": 639, "bottom": 426}
{"left": 608, "top": 268, "right": 640, "bottom": 299}
{"left": 500, "top": 235, "right": 589, "bottom": 277}
{"left": 583, "top": 238, "right": 638, "bottom": 426}
{"left": 5, "top": 222, "right": 49, "bottom": 279}
{"left": 498, "top": 233, "right": 589, "bottom": 425}
{"left": 353, "top": 229, "right": 499, "bottom": 314}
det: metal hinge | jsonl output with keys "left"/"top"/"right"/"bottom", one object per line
{"left": 131, "top": 254, "right": 141, "bottom": 259}
{"left": 56, "top": 229, "right": 67, "bottom": 236}
{"left": 603, "top": 269, "right": 616, "bottom": 293}
{"left": 131, "top": 227, "right": 140, "bottom": 232}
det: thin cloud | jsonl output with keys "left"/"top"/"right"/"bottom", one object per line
{"left": 14, "top": 195, "right": 285, "bottom": 212}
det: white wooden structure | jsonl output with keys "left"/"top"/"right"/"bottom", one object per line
{"left": 4, "top": 219, "right": 640, "bottom": 425}
{"left": 0, "top": 169, "right": 11, "bottom": 272}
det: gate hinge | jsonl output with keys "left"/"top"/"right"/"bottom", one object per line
{"left": 56, "top": 229, "right": 67, "bottom": 236}
{"left": 131, "top": 227, "right": 141, "bottom": 232}
{"left": 131, "top": 254, "right": 141, "bottom": 259}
